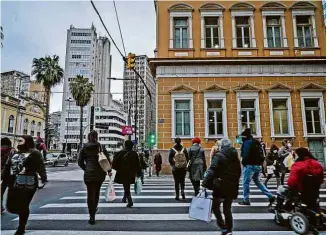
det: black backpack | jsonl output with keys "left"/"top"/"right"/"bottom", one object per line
{"left": 249, "top": 139, "right": 265, "bottom": 164}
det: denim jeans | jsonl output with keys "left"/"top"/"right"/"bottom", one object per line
{"left": 242, "top": 165, "right": 273, "bottom": 202}
{"left": 141, "top": 170, "right": 145, "bottom": 183}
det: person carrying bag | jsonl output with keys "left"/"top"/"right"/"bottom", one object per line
{"left": 202, "top": 138, "right": 241, "bottom": 235}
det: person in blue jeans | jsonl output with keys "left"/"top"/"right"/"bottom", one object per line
{"left": 238, "top": 128, "right": 275, "bottom": 206}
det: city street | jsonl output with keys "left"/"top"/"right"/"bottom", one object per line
{"left": 1, "top": 166, "right": 326, "bottom": 235}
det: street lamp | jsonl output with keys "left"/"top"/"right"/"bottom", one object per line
{"left": 65, "top": 97, "right": 73, "bottom": 153}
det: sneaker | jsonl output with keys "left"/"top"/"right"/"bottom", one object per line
{"left": 221, "top": 229, "right": 233, "bottom": 235}
{"left": 238, "top": 200, "right": 251, "bottom": 206}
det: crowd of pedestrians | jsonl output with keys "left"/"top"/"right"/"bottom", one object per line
{"left": 1, "top": 127, "right": 324, "bottom": 235}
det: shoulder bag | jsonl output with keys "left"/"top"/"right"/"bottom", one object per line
{"left": 98, "top": 145, "right": 111, "bottom": 172}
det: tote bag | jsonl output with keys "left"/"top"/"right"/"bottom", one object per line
{"left": 189, "top": 189, "right": 212, "bottom": 223}
{"left": 98, "top": 145, "right": 111, "bottom": 172}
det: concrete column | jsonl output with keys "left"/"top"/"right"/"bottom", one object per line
{"left": 281, "top": 15, "right": 288, "bottom": 47}
{"left": 262, "top": 16, "right": 268, "bottom": 48}
{"left": 250, "top": 15, "right": 256, "bottom": 47}
{"left": 232, "top": 16, "right": 236, "bottom": 48}
{"left": 292, "top": 15, "right": 299, "bottom": 47}
{"left": 220, "top": 15, "right": 225, "bottom": 48}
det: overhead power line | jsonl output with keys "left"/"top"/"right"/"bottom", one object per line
{"left": 113, "top": 0, "right": 126, "bottom": 57}
{"left": 90, "top": 0, "right": 153, "bottom": 102}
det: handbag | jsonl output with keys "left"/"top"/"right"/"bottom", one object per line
{"left": 14, "top": 174, "right": 36, "bottom": 190}
{"left": 134, "top": 177, "right": 142, "bottom": 195}
{"left": 98, "top": 145, "right": 111, "bottom": 172}
{"left": 189, "top": 189, "right": 212, "bottom": 223}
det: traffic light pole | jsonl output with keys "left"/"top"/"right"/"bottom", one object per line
{"left": 134, "top": 75, "right": 138, "bottom": 146}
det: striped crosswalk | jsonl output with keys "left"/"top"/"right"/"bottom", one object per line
{"left": 1, "top": 175, "right": 326, "bottom": 235}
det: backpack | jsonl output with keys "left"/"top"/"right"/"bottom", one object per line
{"left": 249, "top": 139, "right": 265, "bottom": 164}
{"left": 173, "top": 148, "right": 187, "bottom": 169}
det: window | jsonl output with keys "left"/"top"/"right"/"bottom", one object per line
{"left": 174, "top": 100, "right": 191, "bottom": 136}
{"left": 272, "top": 100, "right": 288, "bottom": 135}
{"left": 205, "top": 17, "right": 219, "bottom": 48}
{"left": 8, "top": 115, "right": 14, "bottom": 133}
{"left": 304, "top": 99, "right": 322, "bottom": 134}
{"left": 31, "top": 120, "right": 35, "bottom": 136}
{"left": 33, "top": 91, "right": 39, "bottom": 99}
{"left": 267, "top": 17, "right": 282, "bottom": 48}
{"left": 174, "top": 18, "right": 188, "bottom": 48}
{"left": 37, "top": 122, "right": 42, "bottom": 137}
{"left": 240, "top": 100, "right": 256, "bottom": 134}
{"left": 236, "top": 16, "right": 250, "bottom": 48}
{"left": 23, "top": 119, "right": 28, "bottom": 135}
{"left": 296, "top": 16, "right": 313, "bottom": 48}
{"left": 207, "top": 100, "right": 223, "bottom": 136}
{"left": 72, "top": 55, "right": 82, "bottom": 59}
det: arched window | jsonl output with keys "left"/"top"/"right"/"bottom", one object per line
{"left": 37, "top": 122, "right": 42, "bottom": 137}
{"left": 31, "top": 121, "right": 36, "bottom": 136}
{"left": 23, "top": 119, "right": 29, "bottom": 135}
{"left": 8, "top": 115, "right": 15, "bottom": 133}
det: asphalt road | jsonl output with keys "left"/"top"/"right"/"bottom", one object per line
{"left": 1, "top": 167, "right": 326, "bottom": 235}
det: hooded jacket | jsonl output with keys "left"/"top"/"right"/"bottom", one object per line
{"left": 287, "top": 157, "right": 324, "bottom": 192}
{"left": 202, "top": 146, "right": 241, "bottom": 199}
{"left": 78, "top": 142, "right": 110, "bottom": 182}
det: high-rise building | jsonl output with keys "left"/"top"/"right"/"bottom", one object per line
{"left": 60, "top": 25, "right": 111, "bottom": 153}
{"left": 123, "top": 55, "right": 156, "bottom": 145}
{"left": 49, "top": 111, "right": 61, "bottom": 150}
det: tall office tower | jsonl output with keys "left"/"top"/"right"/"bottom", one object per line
{"left": 123, "top": 55, "right": 156, "bottom": 145}
{"left": 60, "top": 25, "right": 111, "bottom": 153}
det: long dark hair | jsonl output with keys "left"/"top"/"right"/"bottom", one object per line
{"left": 88, "top": 130, "right": 98, "bottom": 143}
{"left": 295, "top": 147, "right": 316, "bottom": 162}
{"left": 21, "top": 135, "right": 35, "bottom": 149}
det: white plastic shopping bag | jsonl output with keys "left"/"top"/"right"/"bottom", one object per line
{"left": 134, "top": 177, "right": 142, "bottom": 195}
{"left": 189, "top": 190, "right": 212, "bottom": 223}
{"left": 267, "top": 165, "right": 275, "bottom": 175}
{"left": 105, "top": 179, "right": 116, "bottom": 202}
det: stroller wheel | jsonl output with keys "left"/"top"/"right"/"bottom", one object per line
{"left": 290, "top": 212, "right": 309, "bottom": 235}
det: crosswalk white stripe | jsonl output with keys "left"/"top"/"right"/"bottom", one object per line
{"left": 60, "top": 194, "right": 326, "bottom": 200}
{"left": 0, "top": 231, "right": 305, "bottom": 235}
{"left": 79, "top": 189, "right": 326, "bottom": 194}
{"left": 41, "top": 202, "right": 327, "bottom": 208}
{"left": 13, "top": 213, "right": 276, "bottom": 221}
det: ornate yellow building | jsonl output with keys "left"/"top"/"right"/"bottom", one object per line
{"left": 150, "top": 1, "right": 326, "bottom": 172}
{"left": 1, "top": 93, "right": 45, "bottom": 144}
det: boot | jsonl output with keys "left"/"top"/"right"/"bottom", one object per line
{"left": 126, "top": 196, "right": 133, "bottom": 208}
{"left": 175, "top": 190, "right": 180, "bottom": 200}
{"left": 122, "top": 195, "right": 127, "bottom": 203}
{"left": 276, "top": 178, "right": 281, "bottom": 188}
{"left": 14, "top": 227, "right": 25, "bottom": 235}
{"left": 88, "top": 215, "right": 95, "bottom": 225}
{"left": 181, "top": 191, "right": 186, "bottom": 200}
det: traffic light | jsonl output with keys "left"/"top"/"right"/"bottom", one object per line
{"left": 149, "top": 133, "right": 156, "bottom": 145}
{"left": 127, "top": 53, "right": 136, "bottom": 69}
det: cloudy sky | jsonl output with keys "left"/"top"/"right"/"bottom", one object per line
{"left": 1, "top": 0, "right": 156, "bottom": 113}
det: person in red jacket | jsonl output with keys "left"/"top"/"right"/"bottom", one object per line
{"left": 287, "top": 147, "right": 324, "bottom": 192}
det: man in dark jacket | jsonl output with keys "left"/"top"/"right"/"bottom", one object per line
{"left": 112, "top": 140, "right": 142, "bottom": 207}
{"left": 168, "top": 138, "right": 189, "bottom": 200}
{"left": 154, "top": 151, "right": 162, "bottom": 177}
{"left": 139, "top": 152, "right": 147, "bottom": 184}
{"left": 239, "top": 128, "right": 275, "bottom": 206}
{"left": 1, "top": 137, "right": 15, "bottom": 213}
{"left": 202, "top": 138, "right": 241, "bottom": 235}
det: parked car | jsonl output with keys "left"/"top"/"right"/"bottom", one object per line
{"left": 45, "top": 153, "right": 69, "bottom": 167}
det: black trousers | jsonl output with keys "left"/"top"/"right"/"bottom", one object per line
{"left": 155, "top": 164, "right": 161, "bottom": 176}
{"left": 1, "top": 180, "right": 8, "bottom": 209}
{"left": 212, "top": 197, "right": 233, "bottom": 231}
{"left": 191, "top": 180, "right": 201, "bottom": 196}
{"left": 85, "top": 181, "right": 103, "bottom": 216}
{"left": 172, "top": 169, "right": 186, "bottom": 195}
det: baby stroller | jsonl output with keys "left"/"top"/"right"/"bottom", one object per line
{"left": 268, "top": 174, "right": 325, "bottom": 235}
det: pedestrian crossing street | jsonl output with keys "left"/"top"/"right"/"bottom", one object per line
{"left": 2, "top": 175, "right": 326, "bottom": 235}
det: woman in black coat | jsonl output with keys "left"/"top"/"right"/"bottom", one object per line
{"left": 264, "top": 144, "right": 281, "bottom": 188}
{"left": 2, "top": 135, "right": 47, "bottom": 235}
{"left": 78, "top": 131, "right": 110, "bottom": 225}
{"left": 112, "top": 140, "right": 142, "bottom": 207}
{"left": 202, "top": 138, "right": 241, "bottom": 235}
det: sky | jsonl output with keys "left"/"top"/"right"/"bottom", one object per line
{"left": 1, "top": 0, "right": 156, "bottom": 113}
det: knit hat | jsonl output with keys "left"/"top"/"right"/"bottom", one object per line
{"left": 192, "top": 137, "right": 201, "bottom": 144}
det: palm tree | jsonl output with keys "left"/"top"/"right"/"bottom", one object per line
{"left": 32, "top": 55, "right": 64, "bottom": 147}
{"left": 69, "top": 75, "right": 94, "bottom": 150}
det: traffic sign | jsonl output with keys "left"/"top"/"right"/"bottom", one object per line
{"left": 122, "top": 125, "right": 133, "bottom": 135}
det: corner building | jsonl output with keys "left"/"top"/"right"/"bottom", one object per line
{"left": 150, "top": 1, "right": 326, "bottom": 173}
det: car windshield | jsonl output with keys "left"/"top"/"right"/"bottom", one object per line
{"left": 46, "top": 154, "right": 59, "bottom": 159}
